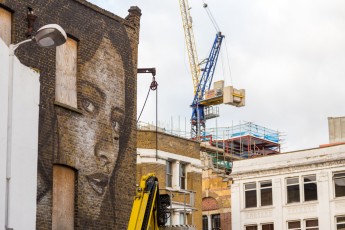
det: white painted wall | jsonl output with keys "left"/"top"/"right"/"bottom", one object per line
{"left": 231, "top": 145, "right": 345, "bottom": 230}
{"left": 0, "top": 38, "right": 40, "bottom": 230}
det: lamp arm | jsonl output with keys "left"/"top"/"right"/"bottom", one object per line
{"left": 9, "top": 38, "right": 34, "bottom": 55}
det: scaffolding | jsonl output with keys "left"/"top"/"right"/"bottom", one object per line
{"left": 207, "top": 122, "right": 281, "bottom": 158}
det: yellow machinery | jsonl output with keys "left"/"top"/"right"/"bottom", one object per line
{"left": 127, "top": 173, "right": 170, "bottom": 230}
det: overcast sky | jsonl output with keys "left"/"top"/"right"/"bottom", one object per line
{"left": 88, "top": 0, "right": 345, "bottom": 152}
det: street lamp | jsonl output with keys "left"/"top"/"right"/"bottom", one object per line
{"left": 5, "top": 24, "right": 67, "bottom": 230}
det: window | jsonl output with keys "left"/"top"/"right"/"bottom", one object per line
{"left": 52, "top": 165, "right": 76, "bottom": 230}
{"left": 245, "top": 224, "right": 274, "bottom": 230}
{"left": 56, "top": 37, "right": 78, "bottom": 108}
{"left": 303, "top": 175, "right": 317, "bottom": 201}
{"left": 334, "top": 172, "right": 345, "bottom": 198}
{"left": 245, "top": 181, "right": 272, "bottom": 208}
{"left": 179, "top": 212, "right": 187, "bottom": 225}
{"left": 287, "top": 175, "right": 317, "bottom": 204}
{"left": 336, "top": 216, "right": 345, "bottom": 230}
{"left": 0, "top": 7, "right": 11, "bottom": 46}
{"left": 287, "top": 219, "right": 318, "bottom": 230}
{"left": 202, "top": 215, "right": 208, "bottom": 230}
{"left": 245, "top": 225, "right": 257, "bottom": 230}
{"left": 211, "top": 214, "right": 220, "bottom": 230}
{"left": 260, "top": 181, "right": 273, "bottom": 206}
{"left": 262, "top": 223, "right": 274, "bottom": 230}
{"left": 305, "top": 219, "right": 318, "bottom": 230}
{"left": 180, "top": 163, "right": 186, "bottom": 190}
{"left": 245, "top": 182, "right": 257, "bottom": 208}
{"left": 287, "top": 177, "right": 300, "bottom": 203}
{"left": 288, "top": 220, "right": 301, "bottom": 230}
{"left": 166, "top": 161, "right": 172, "bottom": 187}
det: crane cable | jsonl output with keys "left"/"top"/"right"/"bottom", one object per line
{"left": 137, "top": 76, "right": 158, "bottom": 123}
{"left": 202, "top": 1, "right": 220, "bottom": 32}
{"left": 201, "top": 0, "right": 233, "bottom": 86}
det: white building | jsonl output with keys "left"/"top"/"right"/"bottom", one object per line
{"left": 0, "top": 38, "right": 40, "bottom": 229}
{"left": 231, "top": 144, "right": 345, "bottom": 230}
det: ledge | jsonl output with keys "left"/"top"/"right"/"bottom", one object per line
{"left": 54, "top": 101, "right": 83, "bottom": 114}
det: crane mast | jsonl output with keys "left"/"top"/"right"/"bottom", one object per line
{"left": 179, "top": 0, "right": 200, "bottom": 94}
{"left": 179, "top": 0, "right": 226, "bottom": 139}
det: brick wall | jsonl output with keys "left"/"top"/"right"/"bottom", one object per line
{"left": 1, "top": 1, "right": 140, "bottom": 229}
{"left": 137, "top": 130, "right": 200, "bottom": 159}
{"left": 202, "top": 169, "right": 232, "bottom": 230}
{"left": 202, "top": 197, "right": 219, "bottom": 211}
{"left": 220, "top": 212, "right": 232, "bottom": 230}
{"left": 187, "top": 172, "right": 202, "bottom": 230}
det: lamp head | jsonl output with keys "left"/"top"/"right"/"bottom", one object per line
{"left": 35, "top": 24, "right": 67, "bottom": 48}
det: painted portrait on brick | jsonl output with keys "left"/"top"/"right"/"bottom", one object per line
{"left": 57, "top": 36, "right": 125, "bottom": 222}
{"left": 37, "top": 33, "right": 136, "bottom": 229}
{"left": 1, "top": 1, "right": 140, "bottom": 229}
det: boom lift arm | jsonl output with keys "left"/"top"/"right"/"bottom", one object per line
{"left": 127, "top": 174, "right": 170, "bottom": 230}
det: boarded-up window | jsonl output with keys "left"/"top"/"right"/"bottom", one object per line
{"left": 52, "top": 165, "right": 75, "bottom": 230}
{"left": 0, "top": 7, "right": 11, "bottom": 46}
{"left": 56, "top": 37, "right": 78, "bottom": 108}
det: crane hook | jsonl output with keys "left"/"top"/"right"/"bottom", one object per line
{"left": 150, "top": 77, "right": 158, "bottom": 91}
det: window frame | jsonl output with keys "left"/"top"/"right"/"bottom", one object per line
{"left": 261, "top": 223, "right": 274, "bottom": 230}
{"left": 304, "top": 218, "right": 318, "bottom": 230}
{"left": 166, "top": 160, "right": 173, "bottom": 188}
{"left": 202, "top": 215, "right": 208, "bottom": 230}
{"left": 244, "top": 182, "right": 257, "bottom": 208}
{"left": 286, "top": 174, "right": 318, "bottom": 204}
{"left": 287, "top": 220, "right": 301, "bottom": 230}
{"left": 286, "top": 177, "right": 300, "bottom": 204}
{"left": 303, "top": 175, "right": 318, "bottom": 202}
{"left": 244, "top": 180, "right": 273, "bottom": 209}
{"left": 260, "top": 180, "right": 273, "bottom": 206}
{"left": 244, "top": 225, "right": 258, "bottom": 230}
{"left": 286, "top": 219, "right": 319, "bottom": 230}
{"left": 336, "top": 215, "right": 345, "bottom": 230}
{"left": 211, "top": 214, "right": 221, "bottom": 230}
{"left": 333, "top": 172, "right": 345, "bottom": 198}
{"left": 179, "top": 163, "right": 186, "bottom": 190}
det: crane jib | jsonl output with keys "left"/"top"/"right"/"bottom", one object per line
{"left": 192, "top": 32, "right": 224, "bottom": 106}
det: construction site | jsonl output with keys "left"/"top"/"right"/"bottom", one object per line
{"left": 1, "top": 0, "right": 345, "bottom": 230}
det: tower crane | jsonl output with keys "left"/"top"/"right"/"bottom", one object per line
{"left": 179, "top": 0, "right": 225, "bottom": 139}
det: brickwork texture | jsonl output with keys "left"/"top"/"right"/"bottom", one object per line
{"left": 202, "top": 170, "right": 232, "bottom": 230}
{"left": 137, "top": 130, "right": 200, "bottom": 159}
{"left": 1, "top": 1, "right": 141, "bottom": 229}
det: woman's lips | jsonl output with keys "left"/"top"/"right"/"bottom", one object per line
{"left": 86, "top": 173, "right": 109, "bottom": 195}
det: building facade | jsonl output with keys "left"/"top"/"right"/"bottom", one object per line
{"left": 201, "top": 144, "right": 233, "bottom": 230}
{"left": 231, "top": 144, "right": 345, "bottom": 230}
{"left": 137, "top": 129, "right": 203, "bottom": 230}
{"left": 0, "top": 1, "right": 140, "bottom": 229}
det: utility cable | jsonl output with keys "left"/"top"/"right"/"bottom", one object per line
{"left": 137, "top": 76, "right": 158, "bottom": 123}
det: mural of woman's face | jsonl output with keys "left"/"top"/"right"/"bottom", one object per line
{"left": 57, "top": 37, "right": 125, "bottom": 220}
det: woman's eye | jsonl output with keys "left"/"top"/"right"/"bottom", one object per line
{"left": 82, "top": 100, "right": 95, "bottom": 113}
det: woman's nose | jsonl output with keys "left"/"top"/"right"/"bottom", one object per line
{"left": 94, "top": 142, "right": 115, "bottom": 168}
